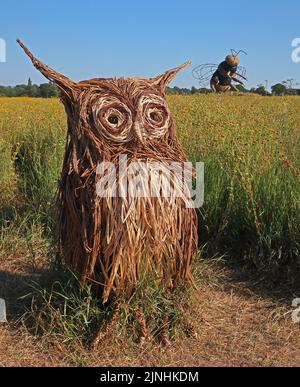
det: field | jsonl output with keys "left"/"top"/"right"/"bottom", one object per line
{"left": 0, "top": 95, "right": 299, "bottom": 366}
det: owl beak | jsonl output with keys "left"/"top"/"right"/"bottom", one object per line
{"left": 133, "top": 121, "right": 145, "bottom": 145}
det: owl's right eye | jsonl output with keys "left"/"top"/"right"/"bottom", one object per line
{"left": 92, "top": 96, "right": 133, "bottom": 144}
{"left": 108, "top": 115, "right": 119, "bottom": 126}
{"left": 103, "top": 108, "right": 126, "bottom": 132}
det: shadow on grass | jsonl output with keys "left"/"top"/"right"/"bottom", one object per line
{"left": 223, "top": 261, "right": 300, "bottom": 304}
{"left": 197, "top": 243, "right": 300, "bottom": 303}
{"left": 0, "top": 266, "right": 58, "bottom": 321}
{"left": 0, "top": 264, "right": 115, "bottom": 346}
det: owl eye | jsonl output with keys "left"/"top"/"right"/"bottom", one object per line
{"left": 108, "top": 115, "right": 119, "bottom": 126}
{"left": 103, "top": 109, "right": 126, "bottom": 133}
{"left": 148, "top": 109, "right": 165, "bottom": 125}
{"left": 150, "top": 111, "right": 160, "bottom": 122}
{"left": 92, "top": 96, "right": 133, "bottom": 144}
{"left": 139, "top": 94, "right": 171, "bottom": 139}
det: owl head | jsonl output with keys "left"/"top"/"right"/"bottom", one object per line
{"left": 17, "top": 39, "right": 191, "bottom": 150}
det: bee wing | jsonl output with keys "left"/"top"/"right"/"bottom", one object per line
{"left": 192, "top": 64, "right": 218, "bottom": 87}
{"left": 236, "top": 66, "right": 247, "bottom": 82}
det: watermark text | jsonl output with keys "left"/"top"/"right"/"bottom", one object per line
{"left": 0, "top": 39, "right": 6, "bottom": 63}
{"left": 96, "top": 155, "right": 204, "bottom": 209}
{"left": 292, "top": 38, "right": 300, "bottom": 63}
{"left": 292, "top": 298, "right": 300, "bottom": 323}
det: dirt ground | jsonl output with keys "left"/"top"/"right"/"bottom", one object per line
{"left": 0, "top": 254, "right": 299, "bottom": 367}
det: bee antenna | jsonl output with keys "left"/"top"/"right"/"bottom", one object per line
{"left": 230, "top": 49, "right": 248, "bottom": 57}
{"left": 236, "top": 50, "right": 248, "bottom": 56}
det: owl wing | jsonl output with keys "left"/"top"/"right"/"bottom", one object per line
{"left": 192, "top": 64, "right": 218, "bottom": 87}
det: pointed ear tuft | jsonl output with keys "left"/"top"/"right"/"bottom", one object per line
{"left": 17, "top": 39, "right": 78, "bottom": 98}
{"left": 150, "top": 61, "right": 192, "bottom": 91}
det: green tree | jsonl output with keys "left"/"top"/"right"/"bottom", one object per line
{"left": 236, "top": 84, "right": 249, "bottom": 93}
{"left": 39, "top": 82, "right": 59, "bottom": 98}
{"left": 271, "top": 83, "right": 287, "bottom": 96}
{"left": 14, "top": 84, "right": 28, "bottom": 97}
{"left": 254, "top": 86, "right": 269, "bottom": 96}
{"left": 27, "top": 78, "right": 34, "bottom": 97}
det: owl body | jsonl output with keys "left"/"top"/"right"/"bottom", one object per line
{"left": 18, "top": 40, "right": 198, "bottom": 302}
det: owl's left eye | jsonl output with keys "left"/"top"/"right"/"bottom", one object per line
{"left": 148, "top": 108, "right": 167, "bottom": 128}
{"left": 139, "top": 94, "right": 171, "bottom": 139}
{"left": 150, "top": 111, "right": 161, "bottom": 122}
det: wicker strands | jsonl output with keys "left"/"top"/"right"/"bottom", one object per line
{"left": 17, "top": 39, "right": 198, "bottom": 303}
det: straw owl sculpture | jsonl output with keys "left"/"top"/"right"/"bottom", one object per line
{"left": 17, "top": 39, "right": 198, "bottom": 303}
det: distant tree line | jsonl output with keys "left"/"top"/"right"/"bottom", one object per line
{"left": 0, "top": 78, "right": 59, "bottom": 98}
{"left": 167, "top": 84, "right": 300, "bottom": 96}
{"left": 166, "top": 86, "right": 212, "bottom": 95}
{"left": 249, "top": 83, "right": 300, "bottom": 96}
{"left": 1, "top": 79, "right": 299, "bottom": 98}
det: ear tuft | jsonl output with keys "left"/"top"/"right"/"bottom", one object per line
{"left": 150, "top": 61, "right": 192, "bottom": 91}
{"left": 17, "top": 38, "right": 77, "bottom": 98}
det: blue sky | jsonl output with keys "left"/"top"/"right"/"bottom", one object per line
{"left": 1, "top": 0, "right": 300, "bottom": 89}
